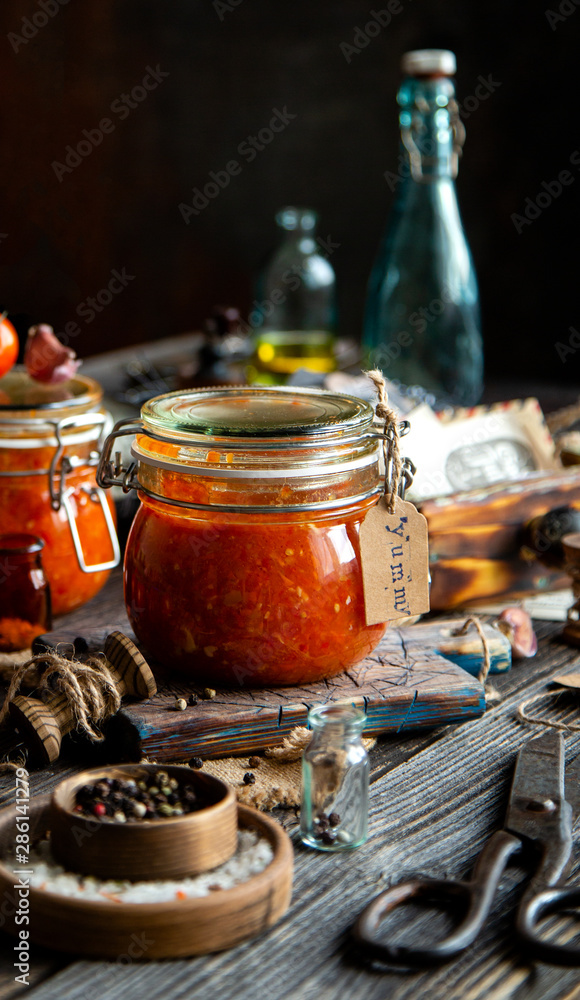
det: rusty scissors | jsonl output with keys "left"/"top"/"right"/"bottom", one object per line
{"left": 354, "top": 731, "right": 580, "bottom": 967}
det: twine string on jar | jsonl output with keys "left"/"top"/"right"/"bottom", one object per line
{"left": 0, "top": 652, "right": 122, "bottom": 741}
{"left": 363, "top": 369, "right": 402, "bottom": 514}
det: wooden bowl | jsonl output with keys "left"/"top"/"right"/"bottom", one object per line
{"left": 50, "top": 763, "right": 237, "bottom": 881}
{"left": 0, "top": 795, "right": 293, "bottom": 959}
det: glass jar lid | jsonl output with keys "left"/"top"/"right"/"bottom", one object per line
{"left": 141, "top": 386, "right": 373, "bottom": 441}
{"left": 0, "top": 367, "right": 107, "bottom": 450}
{"left": 0, "top": 367, "right": 102, "bottom": 416}
{"left": 99, "top": 386, "right": 382, "bottom": 513}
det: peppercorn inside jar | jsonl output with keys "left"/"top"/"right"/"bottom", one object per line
{"left": 0, "top": 368, "right": 119, "bottom": 615}
{"left": 98, "top": 386, "right": 388, "bottom": 687}
{"left": 0, "top": 534, "right": 52, "bottom": 651}
{"left": 300, "top": 704, "right": 369, "bottom": 851}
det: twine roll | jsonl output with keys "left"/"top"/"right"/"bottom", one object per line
{"left": 0, "top": 651, "right": 122, "bottom": 742}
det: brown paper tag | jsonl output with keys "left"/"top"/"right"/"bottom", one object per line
{"left": 359, "top": 496, "right": 430, "bottom": 626}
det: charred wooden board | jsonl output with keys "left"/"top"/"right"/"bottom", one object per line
{"left": 32, "top": 618, "right": 509, "bottom": 677}
{"left": 428, "top": 556, "right": 568, "bottom": 611}
{"left": 427, "top": 522, "right": 525, "bottom": 561}
{"left": 28, "top": 620, "right": 491, "bottom": 763}
{"left": 115, "top": 627, "right": 485, "bottom": 761}
{"left": 419, "top": 467, "right": 580, "bottom": 532}
{"left": 420, "top": 468, "right": 580, "bottom": 609}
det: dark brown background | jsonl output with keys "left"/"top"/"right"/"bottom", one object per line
{"left": 0, "top": 0, "right": 578, "bottom": 383}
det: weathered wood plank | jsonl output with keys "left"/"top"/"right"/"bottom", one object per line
{"left": 2, "top": 578, "right": 580, "bottom": 999}
{"left": 11, "top": 640, "right": 580, "bottom": 1000}
{"left": 0, "top": 949, "right": 66, "bottom": 1000}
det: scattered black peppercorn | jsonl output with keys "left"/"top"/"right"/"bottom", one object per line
{"left": 188, "top": 693, "right": 198, "bottom": 706}
{"left": 248, "top": 756, "right": 261, "bottom": 768}
{"left": 243, "top": 772, "right": 256, "bottom": 785}
{"left": 189, "top": 757, "right": 204, "bottom": 769}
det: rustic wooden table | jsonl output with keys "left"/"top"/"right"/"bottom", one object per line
{"left": 2, "top": 568, "right": 580, "bottom": 999}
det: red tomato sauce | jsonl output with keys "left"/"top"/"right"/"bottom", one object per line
{"left": 124, "top": 492, "right": 386, "bottom": 687}
{"left": 0, "top": 448, "right": 116, "bottom": 616}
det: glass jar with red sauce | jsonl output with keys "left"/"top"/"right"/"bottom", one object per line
{"left": 97, "top": 386, "right": 387, "bottom": 687}
{"left": 0, "top": 368, "right": 120, "bottom": 615}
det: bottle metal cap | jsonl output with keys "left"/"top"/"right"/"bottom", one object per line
{"left": 401, "top": 49, "right": 456, "bottom": 77}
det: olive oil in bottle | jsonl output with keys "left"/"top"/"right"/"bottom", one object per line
{"left": 248, "top": 207, "right": 337, "bottom": 385}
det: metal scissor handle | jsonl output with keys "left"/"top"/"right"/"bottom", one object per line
{"left": 516, "top": 883, "right": 580, "bottom": 967}
{"left": 353, "top": 830, "right": 521, "bottom": 967}
{"left": 510, "top": 793, "right": 580, "bottom": 967}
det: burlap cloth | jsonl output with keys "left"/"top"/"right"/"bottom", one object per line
{"left": 195, "top": 728, "right": 376, "bottom": 811}
{"left": 0, "top": 649, "right": 35, "bottom": 681}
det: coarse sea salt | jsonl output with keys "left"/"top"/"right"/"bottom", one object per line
{"left": 8, "top": 830, "right": 273, "bottom": 904}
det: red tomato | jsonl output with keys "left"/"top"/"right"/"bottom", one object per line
{"left": 0, "top": 313, "right": 18, "bottom": 379}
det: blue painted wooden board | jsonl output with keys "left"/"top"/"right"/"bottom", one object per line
{"left": 116, "top": 620, "right": 488, "bottom": 761}
{"left": 425, "top": 620, "right": 512, "bottom": 677}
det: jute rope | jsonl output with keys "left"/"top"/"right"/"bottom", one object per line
{"left": 0, "top": 748, "right": 27, "bottom": 775}
{"left": 0, "top": 652, "right": 121, "bottom": 742}
{"left": 517, "top": 690, "right": 580, "bottom": 732}
{"left": 0, "top": 648, "right": 37, "bottom": 683}
{"left": 452, "top": 617, "right": 491, "bottom": 686}
{"left": 451, "top": 616, "right": 502, "bottom": 706}
{"left": 363, "top": 368, "right": 402, "bottom": 514}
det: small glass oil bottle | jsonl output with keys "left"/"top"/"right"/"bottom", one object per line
{"left": 248, "top": 207, "right": 337, "bottom": 385}
{"left": 300, "top": 704, "right": 369, "bottom": 851}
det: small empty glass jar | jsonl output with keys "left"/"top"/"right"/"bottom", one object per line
{"left": 300, "top": 704, "right": 369, "bottom": 851}
{"left": 0, "top": 534, "right": 52, "bottom": 651}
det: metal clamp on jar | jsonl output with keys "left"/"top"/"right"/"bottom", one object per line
{"left": 0, "top": 368, "right": 120, "bottom": 615}
{"left": 97, "top": 385, "right": 413, "bottom": 687}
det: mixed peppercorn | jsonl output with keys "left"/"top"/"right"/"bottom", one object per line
{"left": 312, "top": 811, "right": 341, "bottom": 845}
{"left": 73, "top": 771, "right": 203, "bottom": 822}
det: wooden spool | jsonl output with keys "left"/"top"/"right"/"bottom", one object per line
{"left": 50, "top": 764, "right": 238, "bottom": 881}
{"left": 8, "top": 632, "right": 157, "bottom": 765}
{"left": 0, "top": 794, "right": 293, "bottom": 959}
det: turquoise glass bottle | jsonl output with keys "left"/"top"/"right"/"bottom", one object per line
{"left": 363, "top": 49, "right": 483, "bottom": 407}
